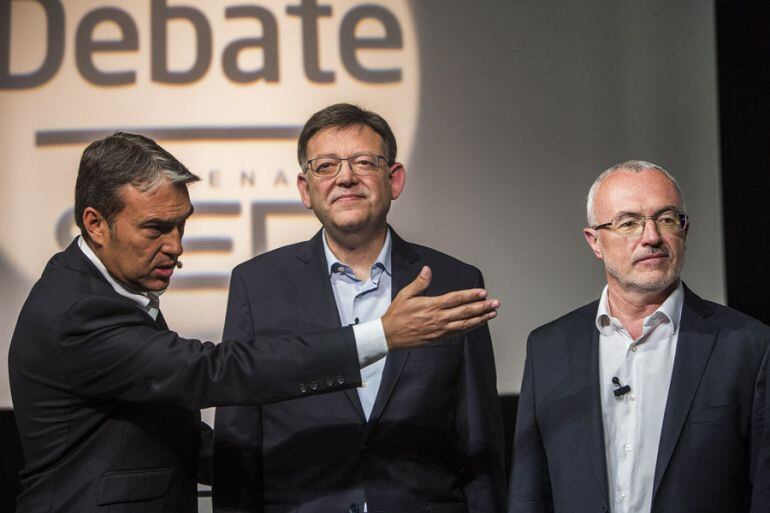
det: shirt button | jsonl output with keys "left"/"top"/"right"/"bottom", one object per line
{"left": 361, "top": 381, "right": 368, "bottom": 388}
{"left": 631, "top": 346, "right": 638, "bottom": 352}
{"left": 629, "top": 394, "right": 636, "bottom": 401}
{"left": 624, "top": 443, "right": 632, "bottom": 453}
{"left": 619, "top": 493, "right": 627, "bottom": 502}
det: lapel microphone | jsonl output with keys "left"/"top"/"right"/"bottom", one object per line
{"left": 612, "top": 376, "right": 632, "bottom": 397}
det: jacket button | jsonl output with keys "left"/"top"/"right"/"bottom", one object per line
{"left": 602, "top": 507, "right": 609, "bottom": 513}
{"left": 299, "top": 383, "right": 307, "bottom": 393}
{"left": 326, "top": 377, "right": 334, "bottom": 387}
{"left": 337, "top": 374, "right": 345, "bottom": 384}
{"left": 310, "top": 381, "right": 318, "bottom": 391}
{"left": 349, "top": 503, "right": 360, "bottom": 513}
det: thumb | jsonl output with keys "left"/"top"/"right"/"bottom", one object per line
{"left": 401, "top": 266, "right": 431, "bottom": 298}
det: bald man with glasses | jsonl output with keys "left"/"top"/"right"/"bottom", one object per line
{"left": 508, "top": 160, "right": 770, "bottom": 513}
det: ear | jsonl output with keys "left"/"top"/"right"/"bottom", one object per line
{"left": 389, "top": 163, "right": 406, "bottom": 200}
{"left": 583, "top": 227, "right": 603, "bottom": 260}
{"left": 83, "top": 207, "right": 109, "bottom": 247}
{"left": 296, "top": 172, "right": 313, "bottom": 209}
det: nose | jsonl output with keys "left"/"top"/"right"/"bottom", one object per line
{"left": 334, "top": 159, "right": 359, "bottom": 186}
{"left": 639, "top": 217, "right": 663, "bottom": 246}
{"left": 162, "top": 227, "right": 184, "bottom": 257}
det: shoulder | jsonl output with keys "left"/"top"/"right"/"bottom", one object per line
{"left": 410, "top": 242, "right": 481, "bottom": 276}
{"left": 528, "top": 301, "right": 598, "bottom": 343}
{"left": 690, "top": 294, "right": 770, "bottom": 346}
{"left": 231, "top": 240, "right": 308, "bottom": 277}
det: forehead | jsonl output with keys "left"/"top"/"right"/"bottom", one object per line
{"left": 307, "top": 124, "right": 385, "bottom": 157}
{"left": 595, "top": 169, "right": 682, "bottom": 217}
{"left": 117, "top": 181, "right": 192, "bottom": 221}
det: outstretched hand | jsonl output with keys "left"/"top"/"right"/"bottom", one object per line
{"left": 381, "top": 266, "right": 499, "bottom": 350}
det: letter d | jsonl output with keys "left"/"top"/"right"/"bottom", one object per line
{"left": 0, "top": 0, "right": 64, "bottom": 89}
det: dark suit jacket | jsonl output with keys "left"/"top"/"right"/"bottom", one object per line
{"left": 213, "top": 230, "right": 506, "bottom": 513}
{"left": 508, "top": 285, "right": 770, "bottom": 513}
{"left": 8, "top": 239, "right": 363, "bottom": 513}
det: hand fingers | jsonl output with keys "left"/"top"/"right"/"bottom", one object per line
{"left": 441, "top": 299, "right": 500, "bottom": 323}
{"left": 428, "top": 288, "right": 490, "bottom": 310}
{"left": 442, "top": 310, "right": 498, "bottom": 335}
{"left": 396, "top": 266, "right": 432, "bottom": 299}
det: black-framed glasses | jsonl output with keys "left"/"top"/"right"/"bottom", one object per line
{"left": 593, "top": 211, "right": 689, "bottom": 237}
{"left": 304, "top": 154, "right": 387, "bottom": 178}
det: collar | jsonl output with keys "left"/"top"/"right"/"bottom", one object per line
{"left": 595, "top": 281, "right": 684, "bottom": 335}
{"left": 77, "top": 236, "right": 160, "bottom": 311}
{"left": 322, "top": 228, "right": 392, "bottom": 278}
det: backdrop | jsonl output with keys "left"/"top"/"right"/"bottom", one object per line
{"left": 0, "top": 0, "right": 722, "bottom": 408}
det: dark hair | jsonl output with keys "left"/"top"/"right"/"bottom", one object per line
{"left": 297, "top": 103, "right": 398, "bottom": 167}
{"left": 74, "top": 132, "right": 200, "bottom": 239}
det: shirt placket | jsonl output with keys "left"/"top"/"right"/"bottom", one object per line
{"left": 609, "top": 322, "right": 640, "bottom": 513}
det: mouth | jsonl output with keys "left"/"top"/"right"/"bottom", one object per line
{"left": 634, "top": 253, "right": 670, "bottom": 265}
{"left": 332, "top": 194, "right": 365, "bottom": 203}
{"left": 152, "top": 264, "right": 176, "bottom": 280}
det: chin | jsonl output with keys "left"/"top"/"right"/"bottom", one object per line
{"left": 142, "top": 280, "right": 170, "bottom": 292}
{"left": 629, "top": 273, "right": 678, "bottom": 293}
{"left": 330, "top": 216, "right": 369, "bottom": 233}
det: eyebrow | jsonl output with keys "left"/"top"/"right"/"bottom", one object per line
{"left": 613, "top": 205, "right": 681, "bottom": 218}
{"left": 141, "top": 205, "right": 195, "bottom": 226}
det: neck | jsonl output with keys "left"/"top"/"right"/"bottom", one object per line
{"left": 325, "top": 224, "right": 388, "bottom": 281}
{"left": 83, "top": 237, "right": 145, "bottom": 295}
{"left": 606, "top": 279, "right": 678, "bottom": 339}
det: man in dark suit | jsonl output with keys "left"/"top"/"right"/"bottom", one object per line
{"left": 213, "top": 104, "right": 506, "bottom": 513}
{"left": 9, "top": 132, "right": 499, "bottom": 513}
{"left": 508, "top": 160, "right": 770, "bottom": 513}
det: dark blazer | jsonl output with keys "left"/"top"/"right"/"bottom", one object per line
{"left": 8, "top": 239, "right": 363, "bottom": 513}
{"left": 508, "top": 285, "right": 770, "bottom": 513}
{"left": 213, "top": 230, "right": 506, "bottom": 513}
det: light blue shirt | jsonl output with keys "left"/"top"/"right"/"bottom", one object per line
{"left": 323, "top": 229, "right": 392, "bottom": 421}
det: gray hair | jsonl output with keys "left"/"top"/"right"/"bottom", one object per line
{"left": 75, "top": 132, "right": 200, "bottom": 240}
{"left": 586, "top": 160, "right": 687, "bottom": 226}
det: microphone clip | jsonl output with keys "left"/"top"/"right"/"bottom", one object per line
{"left": 612, "top": 376, "right": 632, "bottom": 398}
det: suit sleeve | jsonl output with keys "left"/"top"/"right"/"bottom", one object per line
{"left": 508, "top": 331, "right": 553, "bottom": 513}
{"left": 750, "top": 343, "right": 770, "bottom": 512}
{"left": 213, "top": 267, "right": 264, "bottom": 512}
{"left": 456, "top": 270, "right": 507, "bottom": 513}
{"left": 57, "top": 276, "right": 362, "bottom": 409}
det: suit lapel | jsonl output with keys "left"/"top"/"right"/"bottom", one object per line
{"left": 365, "top": 230, "right": 422, "bottom": 429}
{"left": 652, "top": 286, "right": 716, "bottom": 499}
{"left": 568, "top": 304, "right": 610, "bottom": 504}
{"left": 292, "top": 230, "right": 366, "bottom": 421}
{"left": 155, "top": 310, "right": 169, "bottom": 330}
{"left": 63, "top": 238, "right": 173, "bottom": 331}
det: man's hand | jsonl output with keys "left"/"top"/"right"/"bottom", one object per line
{"left": 382, "top": 266, "right": 499, "bottom": 350}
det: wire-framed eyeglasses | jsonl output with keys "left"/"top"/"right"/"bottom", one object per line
{"left": 304, "top": 154, "right": 388, "bottom": 178}
{"left": 592, "top": 211, "right": 689, "bottom": 237}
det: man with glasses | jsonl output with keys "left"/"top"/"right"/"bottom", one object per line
{"left": 508, "top": 160, "right": 770, "bottom": 513}
{"left": 213, "top": 104, "right": 506, "bottom": 513}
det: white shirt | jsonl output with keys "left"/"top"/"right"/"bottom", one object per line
{"left": 597, "top": 282, "right": 684, "bottom": 513}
